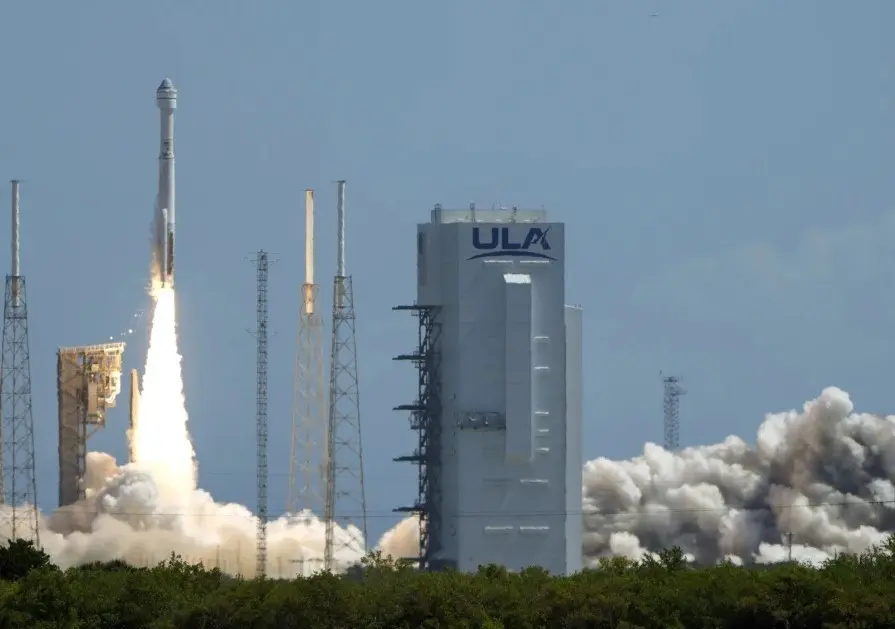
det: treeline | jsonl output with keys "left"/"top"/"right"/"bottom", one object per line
{"left": 1, "top": 538, "right": 895, "bottom": 628}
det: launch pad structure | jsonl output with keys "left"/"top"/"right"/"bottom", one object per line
{"left": 57, "top": 343, "right": 126, "bottom": 507}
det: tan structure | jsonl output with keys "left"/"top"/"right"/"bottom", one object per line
{"left": 57, "top": 343, "right": 125, "bottom": 506}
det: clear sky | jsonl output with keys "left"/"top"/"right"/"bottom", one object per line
{"left": 0, "top": 1, "right": 892, "bottom": 544}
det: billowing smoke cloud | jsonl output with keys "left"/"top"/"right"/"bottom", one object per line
{"left": 27, "top": 452, "right": 367, "bottom": 576}
{"left": 379, "top": 387, "right": 895, "bottom": 566}
{"left": 582, "top": 386, "right": 895, "bottom": 565}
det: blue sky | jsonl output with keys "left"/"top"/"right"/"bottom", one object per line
{"left": 0, "top": 1, "right": 892, "bottom": 543}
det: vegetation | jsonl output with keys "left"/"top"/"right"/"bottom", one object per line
{"left": 2, "top": 537, "right": 895, "bottom": 627}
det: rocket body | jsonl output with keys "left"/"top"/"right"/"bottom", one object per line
{"left": 154, "top": 78, "right": 177, "bottom": 287}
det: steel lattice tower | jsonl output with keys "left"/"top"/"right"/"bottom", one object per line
{"left": 324, "top": 180, "right": 368, "bottom": 571}
{"left": 287, "top": 190, "right": 326, "bottom": 519}
{"left": 253, "top": 251, "right": 269, "bottom": 578}
{"left": 662, "top": 373, "right": 685, "bottom": 451}
{"left": 0, "top": 180, "right": 39, "bottom": 545}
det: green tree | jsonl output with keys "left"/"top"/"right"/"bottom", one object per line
{"left": 4, "top": 535, "right": 895, "bottom": 626}
{"left": 0, "top": 539, "right": 53, "bottom": 581}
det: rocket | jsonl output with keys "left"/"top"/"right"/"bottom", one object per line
{"left": 154, "top": 78, "right": 177, "bottom": 287}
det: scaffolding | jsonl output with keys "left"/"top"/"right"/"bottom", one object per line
{"left": 57, "top": 343, "right": 125, "bottom": 507}
{"left": 392, "top": 304, "right": 442, "bottom": 570}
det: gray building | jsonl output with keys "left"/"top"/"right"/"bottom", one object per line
{"left": 396, "top": 206, "right": 582, "bottom": 575}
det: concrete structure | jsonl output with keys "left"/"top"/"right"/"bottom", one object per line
{"left": 57, "top": 343, "right": 125, "bottom": 506}
{"left": 394, "top": 205, "right": 582, "bottom": 575}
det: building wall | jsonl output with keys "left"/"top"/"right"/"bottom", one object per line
{"left": 416, "top": 209, "right": 577, "bottom": 574}
{"left": 564, "top": 305, "right": 584, "bottom": 573}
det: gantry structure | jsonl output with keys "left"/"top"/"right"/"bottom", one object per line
{"left": 57, "top": 343, "right": 125, "bottom": 506}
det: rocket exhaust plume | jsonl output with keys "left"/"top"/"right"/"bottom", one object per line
{"left": 152, "top": 78, "right": 176, "bottom": 289}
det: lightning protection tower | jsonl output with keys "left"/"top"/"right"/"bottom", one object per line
{"left": 253, "top": 250, "right": 270, "bottom": 578}
{"left": 324, "top": 180, "right": 368, "bottom": 571}
{"left": 0, "top": 180, "right": 39, "bottom": 544}
{"left": 662, "top": 373, "right": 685, "bottom": 451}
{"left": 287, "top": 190, "right": 326, "bottom": 519}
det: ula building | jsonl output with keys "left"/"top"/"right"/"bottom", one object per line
{"left": 394, "top": 205, "right": 582, "bottom": 574}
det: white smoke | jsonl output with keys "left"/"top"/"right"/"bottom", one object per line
{"left": 582, "top": 386, "right": 895, "bottom": 565}
{"left": 378, "top": 386, "right": 895, "bottom": 566}
{"left": 0, "top": 286, "right": 405, "bottom": 577}
{"left": 35, "top": 452, "right": 369, "bottom": 576}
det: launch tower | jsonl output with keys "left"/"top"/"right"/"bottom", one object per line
{"left": 57, "top": 343, "right": 126, "bottom": 506}
{"left": 394, "top": 205, "right": 582, "bottom": 574}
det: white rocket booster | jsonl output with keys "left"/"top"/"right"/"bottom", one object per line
{"left": 128, "top": 369, "right": 140, "bottom": 464}
{"left": 154, "top": 78, "right": 177, "bottom": 287}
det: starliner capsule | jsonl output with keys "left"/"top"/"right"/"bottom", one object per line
{"left": 154, "top": 78, "right": 177, "bottom": 287}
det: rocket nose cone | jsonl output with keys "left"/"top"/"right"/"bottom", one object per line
{"left": 156, "top": 78, "right": 177, "bottom": 106}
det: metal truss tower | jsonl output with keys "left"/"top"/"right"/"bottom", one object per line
{"left": 253, "top": 251, "right": 270, "bottom": 578}
{"left": 0, "top": 180, "right": 39, "bottom": 544}
{"left": 662, "top": 373, "right": 686, "bottom": 451}
{"left": 287, "top": 190, "right": 326, "bottom": 518}
{"left": 393, "top": 305, "right": 442, "bottom": 571}
{"left": 324, "top": 180, "right": 368, "bottom": 571}
{"left": 57, "top": 343, "right": 126, "bottom": 507}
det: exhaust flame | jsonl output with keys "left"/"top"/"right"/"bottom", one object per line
{"left": 133, "top": 287, "right": 196, "bottom": 504}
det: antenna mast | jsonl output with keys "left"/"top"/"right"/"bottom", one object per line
{"left": 325, "top": 179, "right": 368, "bottom": 570}
{"left": 662, "top": 373, "right": 685, "bottom": 451}
{"left": 287, "top": 190, "right": 326, "bottom": 540}
{"left": 0, "top": 180, "right": 39, "bottom": 544}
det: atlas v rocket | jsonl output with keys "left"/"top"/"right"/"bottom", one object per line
{"left": 153, "top": 78, "right": 177, "bottom": 287}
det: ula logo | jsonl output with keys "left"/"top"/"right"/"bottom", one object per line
{"left": 468, "top": 226, "right": 555, "bottom": 261}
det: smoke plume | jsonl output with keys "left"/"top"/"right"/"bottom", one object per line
{"left": 581, "top": 387, "right": 895, "bottom": 565}
{"left": 378, "top": 387, "right": 895, "bottom": 566}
